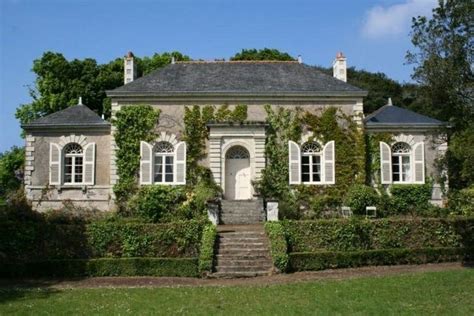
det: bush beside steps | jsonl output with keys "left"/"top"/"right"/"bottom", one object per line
{"left": 289, "top": 247, "right": 474, "bottom": 272}
{"left": 0, "top": 258, "right": 199, "bottom": 278}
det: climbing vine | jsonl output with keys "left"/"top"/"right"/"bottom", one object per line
{"left": 113, "top": 105, "right": 160, "bottom": 205}
{"left": 365, "top": 133, "right": 393, "bottom": 186}
{"left": 183, "top": 104, "right": 248, "bottom": 184}
{"left": 259, "top": 106, "right": 366, "bottom": 218}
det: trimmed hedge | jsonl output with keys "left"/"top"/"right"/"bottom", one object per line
{"left": 283, "top": 218, "right": 474, "bottom": 252}
{"left": 0, "top": 219, "right": 206, "bottom": 261}
{"left": 0, "top": 258, "right": 199, "bottom": 278}
{"left": 289, "top": 247, "right": 474, "bottom": 271}
{"left": 198, "top": 224, "right": 217, "bottom": 275}
{"left": 264, "top": 222, "right": 289, "bottom": 272}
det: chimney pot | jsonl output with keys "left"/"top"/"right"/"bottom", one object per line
{"left": 171, "top": 56, "right": 176, "bottom": 64}
{"left": 333, "top": 51, "right": 347, "bottom": 82}
{"left": 297, "top": 55, "right": 303, "bottom": 64}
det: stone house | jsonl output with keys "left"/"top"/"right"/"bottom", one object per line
{"left": 22, "top": 52, "right": 446, "bottom": 212}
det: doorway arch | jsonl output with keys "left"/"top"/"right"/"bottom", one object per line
{"left": 225, "top": 145, "right": 251, "bottom": 200}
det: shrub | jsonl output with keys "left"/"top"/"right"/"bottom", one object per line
{"left": 265, "top": 222, "right": 289, "bottom": 272}
{"left": 128, "top": 185, "right": 187, "bottom": 222}
{"left": 0, "top": 219, "right": 206, "bottom": 262}
{"left": 198, "top": 224, "right": 217, "bottom": 275}
{"left": 390, "top": 182, "right": 432, "bottom": 215}
{"left": 288, "top": 247, "right": 473, "bottom": 272}
{"left": 0, "top": 258, "right": 199, "bottom": 278}
{"left": 344, "top": 185, "right": 379, "bottom": 215}
{"left": 283, "top": 218, "right": 473, "bottom": 253}
{"left": 448, "top": 186, "right": 474, "bottom": 216}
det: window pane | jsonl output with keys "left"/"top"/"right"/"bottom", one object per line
{"left": 154, "top": 157, "right": 163, "bottom": 182}
{"left": 165, "top": 174, "right": 173, "bottom": 182}
{"left": 402, "top": 156, "right": 411, "bottom": 182}
{"left": 302, "top": 173, "right": 310, "bottom": 182}
{"left": 165, "top": 156, "right": 173, "bottom": 164}
{"left": 312, "top": 156, "right": 321, "bottom": 182}
{"left": 64, "top": 174, "right": 72, "bottom": 183}
{"left": 75, "top": 174, "right": 83, "bottom": 183}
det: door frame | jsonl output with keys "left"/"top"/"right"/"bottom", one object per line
{"left": 221, "top": 141, "right": 254, "bottom": 200}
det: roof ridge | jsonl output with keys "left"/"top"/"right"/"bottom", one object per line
{"left": 175, "top": 60, "right": 299, "bottom": 64}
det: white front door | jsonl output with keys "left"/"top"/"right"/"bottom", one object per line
{"left": 225, "top": 146, "right": 251, "bottom": 200}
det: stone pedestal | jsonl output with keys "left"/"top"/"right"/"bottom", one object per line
{"left": 266, "top": 200, "right": 279, "bottom": 221}
{"left": 207, "top": 200, "right": 220, "bottom": 225}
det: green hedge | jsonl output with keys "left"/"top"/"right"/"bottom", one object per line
{"left": 264, "top": 222, "right": 289, "bottom": 272}
{"left": 0, "top": 258, "right": 199, "bottom": 278}
{"left": 283, "top": 218, "right": 474, "bottom": 252}
{"left": 198, "top": 224, "right": 217, "bottom": 275}
{"left": 289, "top": 247, "right": 473, "bottom": 271}
{"left": 0, "top": 219, "right": 207, "bottom": 261}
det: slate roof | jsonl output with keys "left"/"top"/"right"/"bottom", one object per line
{"left": 107, "top": 61, "right": 367, "bottom": 96}
{"left": 364, "top": 104, "right": 444, "bottom": 128}
{"left": 22, "top": 104, "right": 110, "bottom": 129}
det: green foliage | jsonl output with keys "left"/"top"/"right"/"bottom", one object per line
{"left": 344, "top": 185, "right": 379, "bottom": 215}
{"left": 364, "top": 133, "right": 393, "bottom": 185}
{"left": 198, "top": 224, "right": 217, "bottom": 275}
{"left": 288, "top": 247, "right": 472, "bottom": 272}
{"left": 258, "top": 105, "right": 301, "bottom": 200}
{"left": 448, "top": 125, "right": 474, "bottom": 188}
{"left": 15, "top": 52, "right": 123, "bottom": 125}
{"left": 0, "top": 219, "right": 206, "bottom": 262}
{"left": 0, "top": 146, "right": 25, "bottom": 200}
{"left": 113, "top": 105, "right": 160, "bottom": 204}
{"left": 0, "top": 258, "right": 199, "bottom": 278}
{"left": 127, "top": 186, "right": 187, "bottom": 222}
{"left": 259, "top": 107, "right": 366, "bottom": 218}
{"left": 230, "top": 48, "right": 295, "bottom": 61}
{"left": 138, "top": 51, "right": 190, "bottom": 75}
{"left": 448, "top": 186, "right": 474, "bottom": 216}
{"left": 389, "top": 182, "right": 433, "bottom": 216}
{"left": 282, "top": 218, "right": 473, "bottom": 253}
{"left": 183, "top": 104, "right": 247, "bottom": 185}
{"left": 264, "top": 222, "right": 289, "bottom": 272}
{"left": 407, "top": 0, "right": 473, "bottom": 130}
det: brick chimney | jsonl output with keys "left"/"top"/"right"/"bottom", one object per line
{"left": 124, "top": 51, "right": 137, "bottom": 84}
{"left": 333, "top": 52, "right": 347, "bottom": 82}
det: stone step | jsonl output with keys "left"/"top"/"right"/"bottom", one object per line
{"left": 216, "top": 265, "right": 273, "bottom": 273}
{"left": 216, "top": 259, "right": 273, "bottom": 267}
{"left": 218, "top": 242, "right": 268, "bottom": 250}
{"left": 210, "top": 271, "right": 271, "bottom": 278}
{"left": 220, "top": 220, "right": 264, "bottom": 225}
{"left": 216, "top": 248, "right": 270, "bottom": 256}
{"left": 216, "top": 254, "right": 271, "bottom": 260}
{"left": 218, "top": 238, "right": 268, "bottom": 244}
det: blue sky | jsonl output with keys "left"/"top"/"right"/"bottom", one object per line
{"left": 0, "top": 0, "right": 437, "bottom": 152}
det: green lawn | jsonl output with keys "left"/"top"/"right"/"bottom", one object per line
{"left": 1, "top": 270, "right": 473, "bottom": 315}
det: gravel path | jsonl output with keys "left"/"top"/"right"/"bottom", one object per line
{"left": 1, "top": 262, "right": 470, "bottom": 289}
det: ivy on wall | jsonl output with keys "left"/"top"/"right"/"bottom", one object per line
{"left": 365, "top": 133, "right": 393, "bottom": 186}
{"left": 259, "top": 106, "right": 366, "bottom": 218}
{"left": 183, "top": 104, "right": 248, "bottom": 185}
{"left": 113, "top": 105, "right": 160, "bottom": 205}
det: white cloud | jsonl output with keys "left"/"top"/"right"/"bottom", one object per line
{"left": 361, "top": 0, "right": 437, "bottom": 39}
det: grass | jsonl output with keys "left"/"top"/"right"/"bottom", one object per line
{"left": 1, "top": 269, "right": 473, "bottom": 315}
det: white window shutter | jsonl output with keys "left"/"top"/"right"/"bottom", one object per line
{"left": 288, "top": 141, "right": 301, "bottom": 185}
{"left": 380, "top": 142, "right": 392, "bottom": 184}
{"left": 174, "top": 141, "right": 186, "bottom": 185}
{"left": 83, "top": 143, "right": 96, "bottom": 185}
{"left": 49, "top": 143, "right": 62, "bottom": 185}
{"left": 413, "top": 142, "right": 425, "bottom": 184}
{"left": 322, "top": 141, "right": 336, "bottom": 184}
{"left": 140, "top": 141, "right": 153, "bottom": 185}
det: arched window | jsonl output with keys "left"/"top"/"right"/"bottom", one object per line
{"left": 391, "top": 142, "right": 411, "bottom": 183}
{"left": 301, "top": 141, "right": 322, "bottom": 183}
{"left": 226, "top": 146, "right": 250, "bottom": 159}
{"left": 63, "top": 143, "right": 83, "bottom": 184}
{"left": 154, "top": 141, "right": 174, "bottom": 183}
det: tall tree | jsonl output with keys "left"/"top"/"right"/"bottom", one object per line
{"left": 231, "top": 48, "right": 295, "bottom": 61}
{"left": 406, "top": 0, "right": 473, "bottom": 189}
{"left": 0, "top": 146, "right": 25, "bottom": 202}
{"left": 406, "top": 0, "right": 473, "bottom": 129}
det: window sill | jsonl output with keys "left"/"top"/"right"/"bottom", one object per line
{"left": 301, "top": 182, "right": 331, "bottom": 186}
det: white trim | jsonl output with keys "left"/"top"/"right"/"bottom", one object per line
{"left": 139, "top": 141, "right": 153, "bottom": 185}
{"left": 288, "top": 140, "right": 301, "bottom": 185}
{"left": 412, "top": 142, "right": 425, "bottom": 184}
{"left": 380, "top": 141, "right": 392, "bottom": 184}
{"left": 49, "top": 143, "right": 62, "bottom": 185}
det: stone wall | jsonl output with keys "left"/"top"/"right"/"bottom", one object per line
{"left": 25, "top": 129, "right": 113, "bottom": 212}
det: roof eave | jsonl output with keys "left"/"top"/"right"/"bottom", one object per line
{"left": 22, "top": 123, "right": 111, "bottom": 130}
{"left": 106, "top": 90, "right": 368, "bottom": 98}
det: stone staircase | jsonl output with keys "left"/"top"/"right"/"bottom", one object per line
{"left": 220, "top": 199, "right": 265, "bottom": 225}
{"left": 211, "top": 225, "right": 274, "bottom": 278}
